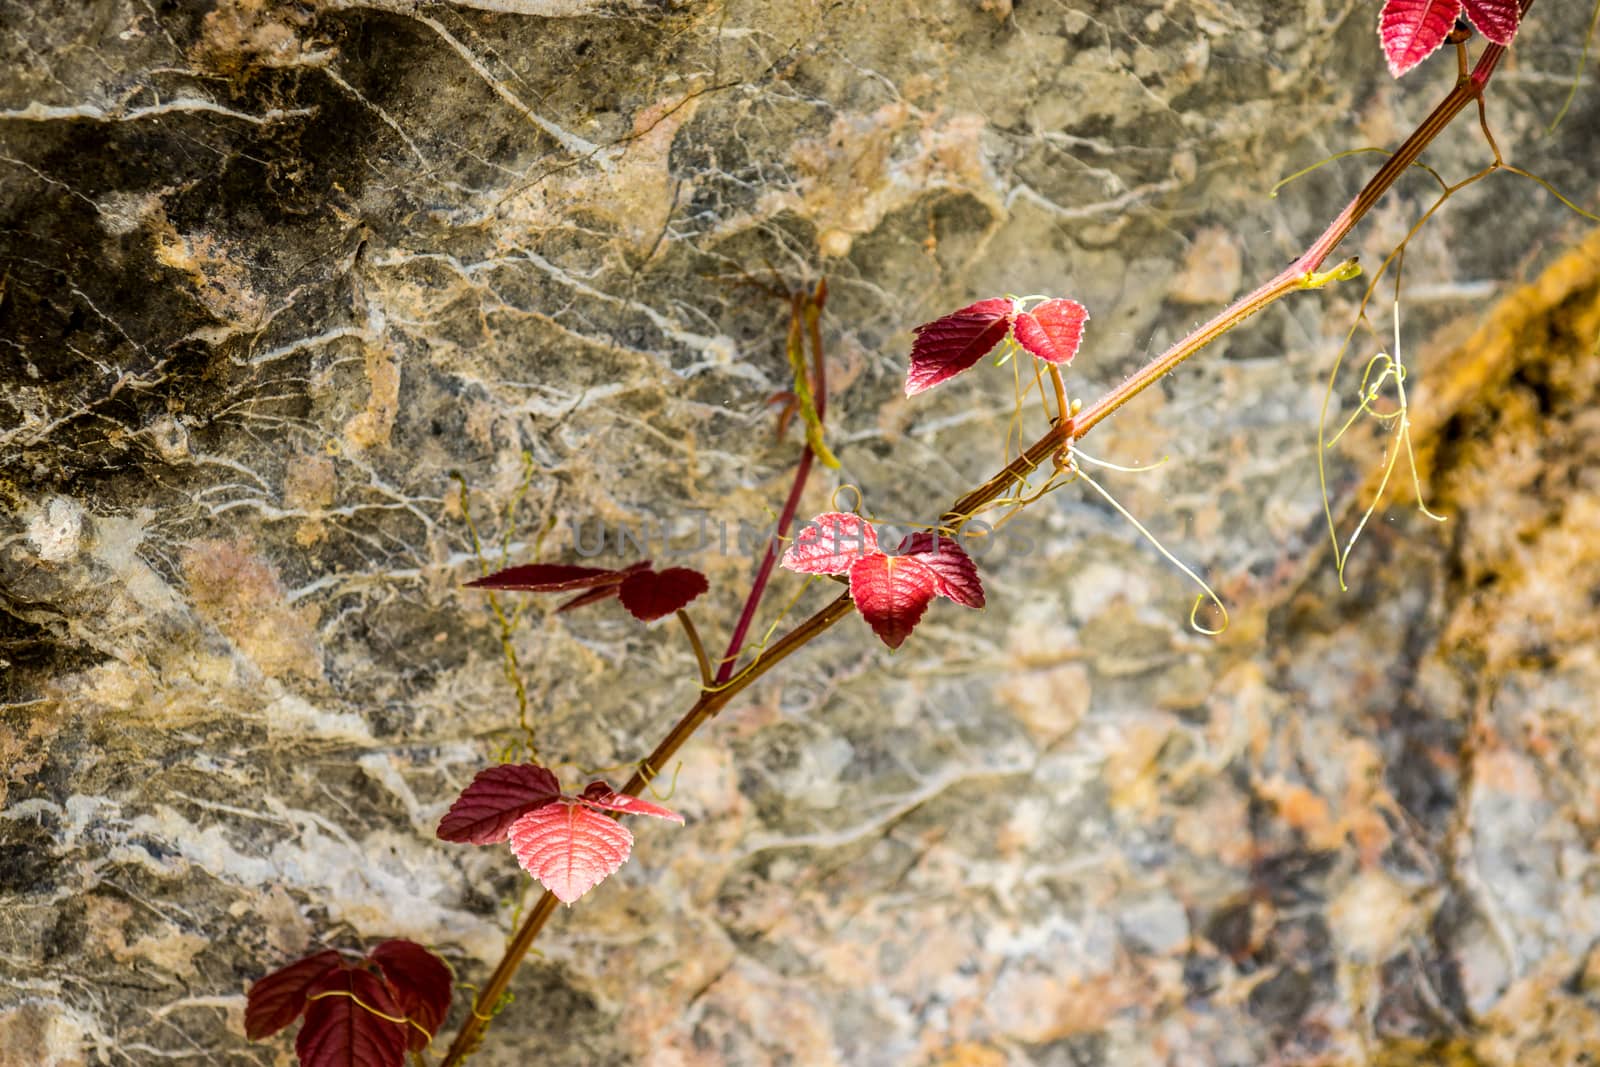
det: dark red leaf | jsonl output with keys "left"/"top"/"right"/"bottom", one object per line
{"left": 437, "top": 763, "right": 562, "bottom": 844}
{"left": 848, "top": 553, "right": 939, "bottom": 649}
{"left": 575, "top": 781, "right": 685, "bottom": 823}
{"left": 618, "top": 566, "right": 709, "bottom": 622}
{"left": 1461, "top": 0, "right": 1520, "bottom": 44}
{"left": 905, "top": 297, "right": 1016, "bottom": 396}
{"left": 781, "top": 512, "right": 880, "bottom": 575}
{"left": 896, "top": 532, "right": 986, "bottom": 609}
{"left": 367, "top": 940, "right": 452, "bottom": 1051}
{"left": 556, "top": 584, "right": 624, "bottom": 613}
{"left": 507, "top": 801, "right": 636, "bottom": 904}
{"left": 1012, "top": 298, "right": 1088, "bottom": 366}
{"left": 1379, "top": 0, "right": 1461, "bottom": 77}
{"left": 246, "top": 950, "right": 347, "bottom": 1040}
{"left": 296, "top": 967, "right": 410, "bottom": 1067}
{"left": 466, "top": 561, "right": 648, "bottom": 593}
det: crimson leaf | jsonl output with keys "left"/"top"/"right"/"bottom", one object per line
{"left": 437, "top": 763, "right": 562, "bottom": 844}
{"left": 296, "top": 967, "right": 409, "bottom": 1067}
{"left": 556, "top": 583, "right": 627, "bottom": 613}
{"left": 466, "top": 561, "right": 648, "bottom": 593}
{"left": 1012, "top": 298, "right": 1088, "bottom": 366}
{"left": 1461, "top": 0, "right": 1520, "bottom": 44}
{"left": 848, "top": 553, "right": 939, "bottom": 649}
{"left": 1379, "top": 0, "right": 1461, "bottom": 77}
{"left": 556, "top": 560, "right": 653, "bottom": 612}
{"left": 367, "top": 940, "right": 452, "bottom": 1051}
{"left": 507, "top": 801, "right": 637, "bottom": 905}
{"left": 905, "top": 298, "right": 1016, "bottom": 396}
{"left": 617, "top": 566, "right": 710, "bottom": 622}
{"left": 246, "top": 950, "right": 347, "bottom": 1041}
{"left": 575, "top": 781, "right": 685, "bottom": 823}
{"left": 896, "top": 532, "right": 986, "bottom": 609}
{"left": 781, "top": 512, "right": 880, "bottom": 575}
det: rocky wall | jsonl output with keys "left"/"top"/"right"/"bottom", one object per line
{"left": 3, "top": 1, "right": 1600, "bottom": 1064}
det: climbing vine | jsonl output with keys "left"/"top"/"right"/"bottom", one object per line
{"left": 242, "top": 5, "right": 1600, "bottom": 1064}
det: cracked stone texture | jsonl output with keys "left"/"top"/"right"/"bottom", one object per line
{"left": 2, "top": 0, "right": 1599, "bottom": 1064}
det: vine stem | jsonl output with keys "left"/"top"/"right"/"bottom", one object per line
{"left": 715, "top": 281, "right": 828, "bottom": 684}
{"left": 441, "top": 282, "right": 832, "bottom": 1064}
{"left": 438, "top": 19, "right": 1529, "bottom": 1064}
{"left": 675, "top": 609, "right": 712, "bottom": 688}
{"left": 440, "top": 595, "right": 855, "bottom": 1065}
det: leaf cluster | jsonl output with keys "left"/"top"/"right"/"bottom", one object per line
{"left": 246, "top": 941, "right": 452, "bottom": 1067}
{"left": 1379, "top": 0, "right": 1521, "bottom": 76}
{"left": 438, "top": 763, "right": 683, "bottom": 904}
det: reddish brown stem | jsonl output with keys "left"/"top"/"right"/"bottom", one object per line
{"left": 1069, "top": 37, "right": 1514, "bottom": 443}
{"left": 949, "top": 31, "right": 1519, "bottom": 530}
{"left": 440, "top": 22, "right": 1532, "bottom": 1064}
{"left": 717, "top": 448, "right": 814, "bottom": 682}
{"left": 715, "top": 281, "right": 828, "bottom": 684}
{"left": 440, "top": 594, "right": 854, "bottom": 1065}
{"left": 442, "top": 283, "right": 833, "bottom": 1065}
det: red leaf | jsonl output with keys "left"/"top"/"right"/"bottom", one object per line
{"left": 507, "top": 801, "right": 636, "bottom": 904}
{"left": 1379, "top": 0, "right": 1461, "bottom": 77}
{"left": 617, "top": 566, "right": 710, "bottom": 622}
{"left": 896, "top": 532, "right": 986, "bottom": 609}
{"left": 1461, "top": 0, "right": 1520, "bottom": 44}
{"left": 437, "top": 763, "right": 562, "bottom": 844}
{"left": 556, "top": 584, "right": 624, "bottom": 613}
{"left": 905, "top": 298, "right": 1016, "bottom": 396}
{"left": 848, "top": 553, "right": 939, "bottom": 649}
{"left": 367, "top": 940, "right": 452, "bottom": 1050}
{"left": 781, "top": 512, "right": 880, "bottom": 575}
{"left": 575, "top": 781, "right": 685, "bottom": 823}
{"left": 296, "top": 967, "right": 410, "bottom": 1067}
{"left": 466, "top": 561, "right": 647, "bottom": 592}
{"left": 246, "top": 950, "right": 347, "bottom": 1040}
{"left": 1011, "top": 299, "right": 1088, "bottom": 366}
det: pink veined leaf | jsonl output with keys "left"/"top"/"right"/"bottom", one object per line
{"left": 245, "top": 950, "right": 347, "bottom": 1041}
{"left": 1379, "top": 0, "right": 1462, "bottom": 77}
{"left": 295, "top": 967, "right": 410, "bottom": 1067}
{"left": 366, "top": 940, "right": 452, "bottom": 1051}
{"left": 904, "top": 297, "right": 1017, "bottom": 396}
{"left": 896, "top": 532, "right": 986, "bottom": 609}
{"left": 1011, "top": 298, "right": 1089, "bottom": 366}
{"left": 575, "top": 781, "right": 685, "bottom": 823}
{"left": 507, "top": 801, "right": 636, "bottom": 905}
{"left": 437, "top": 763, "right": 563, "bottom": 844}
{"left": 1461, "top": 0, "right": 1520, "bottom": 44}
{"left": 848, "top": 553, "right": 940, "bottom": 649}
{"left": 781, "top": 512, "right": 881, "bottom": 575}
{"left": 465, "top": 561, "right": 649, "bottom": 593}
{"left": 617, "top": 566, "right": 710, "bottom": 622}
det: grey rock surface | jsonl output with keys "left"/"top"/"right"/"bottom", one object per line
{"left": 3, "top": 0, "right": 1599, "bottom": 1064}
